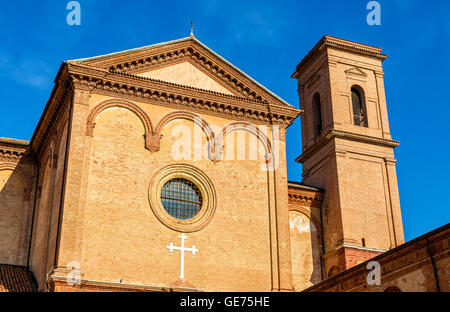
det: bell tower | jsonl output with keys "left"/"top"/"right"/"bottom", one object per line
{"left": 292, "top": 36, "right": 404, "bottom": 277}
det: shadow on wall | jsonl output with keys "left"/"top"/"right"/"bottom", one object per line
{"left": 289, "top": 209, "right": 322, "bottom": 291}
{"left": 309, "top": 217, "right": 322, "bottom": 285}
{"left": 0, "top": 156, "right": 35, "bottom": 268}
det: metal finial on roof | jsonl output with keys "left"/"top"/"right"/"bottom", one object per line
{"left": 190, "top": 21, "right": 194, "bottom": 37}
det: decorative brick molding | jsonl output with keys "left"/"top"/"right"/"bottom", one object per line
{"left": 86, "top": 98, "right": 155, "bottom": 150}
{"left": 0, "top": 138, "right": 29, "bottom": 161}
{"left": 216, "top": 122, "right": 274, "bottom": 164}
{"left": 296, "top": 128, "right": 400, "bottom": 164}
{"left": 85, "top": 100, "right": 276, "bottom": 163}
{"left": 64, "top": 37, "right": 301, "bottom": 128}
{"left": 30, "top": 78, "right": 72, "bottom": 161}
{"left": 155, "top": 110, "right": 215, "bottom": 157}
{"left": 292, "top": 35, "right": 388, "bottom": 79}
{"left": 288, "top": 183, "right": 323, "bottom": 209}
{"left": 69, "top": 66, "right": 298, "bottom": 127}
{"left": 72, "top": 37, "right": 294, "bottom": 108}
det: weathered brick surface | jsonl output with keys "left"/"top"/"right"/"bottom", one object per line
{"left": 55, "top": 96, "right": 275, "bottom": 291}
{"left": 1, "top": 35, "right": 448, "bottom": 293}
{"left": 287, "top": 183, "right": 323, "bottom": 290}
{"left": 0, "top": 139, "right": 35, "bottom": 267}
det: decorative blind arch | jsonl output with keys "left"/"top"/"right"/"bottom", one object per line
{"left": 86, "top": 99, "right": 159, "bottom": 151}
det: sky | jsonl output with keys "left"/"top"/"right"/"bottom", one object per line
{"left": 0, "top": 0, "right": 448, "bottom": 242}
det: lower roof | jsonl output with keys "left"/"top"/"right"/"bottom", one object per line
{"left": 288, "top": 181, "right": 322, "bottom": 192}
{"left": 0, "top": 264, "right": 35, "bottom": 292}
{"left": 0, "top": 137, "right": 29, "bottom": 147}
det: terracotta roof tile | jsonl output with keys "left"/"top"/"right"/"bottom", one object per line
{"left": 0, "top": 264, "right": 35, "bottom": 292}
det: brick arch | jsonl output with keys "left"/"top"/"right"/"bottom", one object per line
{"left": 288, "top": 206, "right": 321, "bottom": 235}
{"left": 0, "top": 163, "right": 33, "bottom": 266}
{"left": 0, "top": 164, "right": 32, "bottom": 198}
{"left": 219, "top": 122, "right": 272, "bottom": 152}
{"left": 155, "top": 111, "right": 215, "bottom": 141}
{"left": 154, "top": 111, "right": 216, "bottom": 159}
{"left": 384, "top": 286, "right": 402, "bottom": 292}
{"left": 327, "top": 265, "right": 340, "bottom": 278}
{"left": 86, "top": 99, "right": 157, "bottom": 152}
{"left": 213, "top": 122, "right": 272, "bottom": 163}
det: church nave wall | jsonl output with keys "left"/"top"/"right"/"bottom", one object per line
{"left": 54, "top": 93, "right": 282, "bottom": 291}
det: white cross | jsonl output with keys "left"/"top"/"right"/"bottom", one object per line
{"left": 167, "top": 233, "right": 198, "bottom": 279}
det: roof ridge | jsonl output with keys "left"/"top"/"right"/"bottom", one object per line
{"left": 67, "top": 36, "right": 294, "bottom": 108}
{"left": 67, "top": 36, "right": 193, "bottom": 64}
{"left": 190, "top": 38, "right": 293, "bottom": 108}
{"left": 0, "top": 137, "right": 30, "bottom": 146}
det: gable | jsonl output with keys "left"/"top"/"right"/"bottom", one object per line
{"left": 68, "top": 37, "right": 293, "bottom": 107}
{"left": 345, "top": 67, "right": 368, "bottom": 78}
{"left": 136, "top": 61, "right": 234, "bottom": 95}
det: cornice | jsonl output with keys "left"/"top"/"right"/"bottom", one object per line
{"left": 288, "top": 181, "right": 322, "bottom": 192}
{"left": 329, "top": 130, "right": 400, "bottom": 147}
{"left": 0, "top": 137, "right": 29, "bottom": 147}
{"left": 288, "top": 194, "right": 322, "bottom": 208}
{"left": 0, "top": 148, "right": 27, "bottom": 160}
{"left": 29, "top": 64, "right": 73, "bottom": 159}
{"left": 292, "top": 35, "right": 388, "bottom": 79}
{"left": 32, "top": 85, "right": 72, "bottom": 160}
{"left": 323, "top": 35, "right": 387, "bottom": 58}
{"left": 67, "top": 63, "right": 300, "bottom": 126}
{"left": 0, "top": 138, "right": 30, "bottom": 160}
{"left": 295, "top": 129, "right": 400, "bottom": 164}
{"left": 70, "top": 37, "right": 293, "bottom": 108}
{"left": 288, "top": 184, "right": 323, "bottom": 208}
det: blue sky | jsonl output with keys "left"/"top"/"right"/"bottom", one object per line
{"left": 0, "top": 0, "right": 448, "bottom": 241}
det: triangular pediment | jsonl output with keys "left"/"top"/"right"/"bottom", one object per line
{"left": 68, "top": 37, "right": 292, "bottom": 106}
{"left": 135, "top": 61, "right": 235, "bottom": 95}
{"left": 345, "top": 67, "right": 368, "bottom": 78}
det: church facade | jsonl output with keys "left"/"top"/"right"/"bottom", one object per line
{"left": 0, "top": 35, "right": 448, "bottom": 292}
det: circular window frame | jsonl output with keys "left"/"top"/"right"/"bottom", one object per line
{"left": 149, "top": 164, "right": 217, "bottom": 232}
{"left": 161, "top": 177, "right": 203, "bottom": 220}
